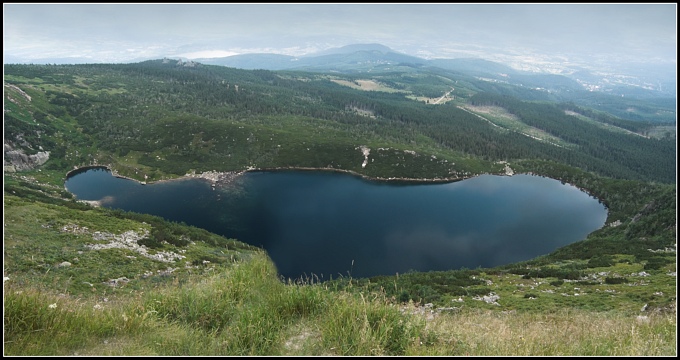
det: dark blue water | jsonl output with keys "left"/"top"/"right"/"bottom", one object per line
{"left": 65, "top": 168, "right": 607, "bottom": 280}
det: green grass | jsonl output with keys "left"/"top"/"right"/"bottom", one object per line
{"left": 4, "top": 157, "right": 677, "bottom": 356}
{"left": 3, "top": 253, "right": 431, "bottom": 356}
{"left": 5, "top": 253, "right": 675, "bottom": 356}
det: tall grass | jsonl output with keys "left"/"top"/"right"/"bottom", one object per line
{"left": 318, "top": 292, "right": 423, "bottom": 355}
{"left": 409, "top": 308, "right": 677, "bottom": 356}
{"left": 4, "top": 252, "right": 675, "bottom": 356}
{"left": 3, "top": 287, "right": 146, "bottom": 355}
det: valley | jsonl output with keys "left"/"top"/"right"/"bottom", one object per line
{"left": 3, "top": 52, "right": 676, "bottom": 356}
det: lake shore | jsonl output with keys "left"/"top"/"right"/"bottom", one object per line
{"left": 65, "top": 164, "right": 494, "bottom": 189}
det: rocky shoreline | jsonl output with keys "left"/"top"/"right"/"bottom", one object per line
{"left": 183, "top": 170, "right": 246, "bottom": 189}
{"left": 64, "top": 162, "right": 519, "bottom": 191}
{"left": 65, "top": 165, "right": 247, "bottom": 189}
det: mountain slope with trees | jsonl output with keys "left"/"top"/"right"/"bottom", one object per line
{"left": 3, "top": 58, "right": 676, "bottom": 355}
{"left": 4, "top": 60, "right": 675, "bottom": 183}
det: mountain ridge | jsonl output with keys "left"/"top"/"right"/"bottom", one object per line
{"left": 3, "top": 53, "right": 676, "bottom": 356}
{"left": 190, "top": 43, "right": 675, "bottom": 99}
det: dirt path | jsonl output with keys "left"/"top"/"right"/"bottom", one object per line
{"left": 433, "top": 87, "right": 454, "bottom": 104}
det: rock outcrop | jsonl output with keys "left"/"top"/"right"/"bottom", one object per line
{"left": 4, "top": 143, "right": 50, "bottom": 172}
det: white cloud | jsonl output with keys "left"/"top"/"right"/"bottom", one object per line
{"left": 3, "top": 4, "right": 675, "bottom": 66}
{"left": 174, "top": 50, "right": 240, "bottom": 59}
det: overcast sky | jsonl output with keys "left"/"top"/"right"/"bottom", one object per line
{"left": 3, "top": 3, "right": 677, "bottom": 67}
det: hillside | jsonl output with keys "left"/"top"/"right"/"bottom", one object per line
{"left": 3, "top": 59, "right": 676, "bottom": 355}
{"left": 196, "top": 43, "right": 676, "bottom": 123}
{"left": 3, "top": 60, "right": 675, "bottom": 183}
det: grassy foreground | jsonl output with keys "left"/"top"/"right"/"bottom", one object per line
{"left": 3, "top": 170, "right": 676, "bottom": 356}
{"left": 4, "top": 251, "right": 676, "bottom": 356}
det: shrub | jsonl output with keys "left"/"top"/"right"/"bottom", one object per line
{"left": 587, "top": 255, "right": 614, "bottom": 268}
{"left": 550, "top": 279, "right": 564, "bottom": 287}
{"left": 604, "top": 277, "right": 628, "bottom": 284}
{"left": 643, "top": 257, "right": 670, "bottom": 271}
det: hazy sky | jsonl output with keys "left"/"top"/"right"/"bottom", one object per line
{"left": 3, "top": 3, "right": 677, "bottom": 67}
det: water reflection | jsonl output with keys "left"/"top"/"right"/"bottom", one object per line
{"left": 66, "top": 169, "right": 607, "bottom": 280}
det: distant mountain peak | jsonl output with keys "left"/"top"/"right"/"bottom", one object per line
{"left": 309, "top": 43, "right": 394, "bottom": 57}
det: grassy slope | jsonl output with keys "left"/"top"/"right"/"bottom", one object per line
{"left": 3, "top": 63, "right": 676, "bottom": 355}
{"left": 3, "top": 165, "right": 676, "bottom": 355}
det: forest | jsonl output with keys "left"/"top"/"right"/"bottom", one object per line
{"left": 4, "top": 60, "right": 676, "bottom": 184}
{"left": 3, "top": 58, "right": 676, "bottom": 356}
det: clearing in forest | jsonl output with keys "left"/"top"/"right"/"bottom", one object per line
{"left": 462, "top": 105, "right": 574, "bottom": 148}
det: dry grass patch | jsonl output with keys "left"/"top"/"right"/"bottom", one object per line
{"left": 415, "top": 308, "right": 676, "bottom": 356}
{"left": 330, "top": 79, "right": 406, "bottom": 93}
{"left": 282, "top": 321, "right": 322, "bottom": 355}
{"left": 469, "top": 105, "right": 521, "bottom": 121}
